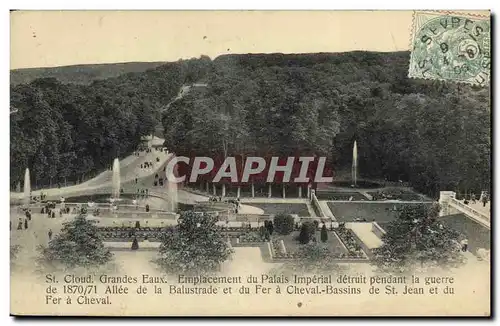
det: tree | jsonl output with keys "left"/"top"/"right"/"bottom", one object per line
{"left": 37, "top": 215, "right": 113, "bottom": 270}
{"left": 298, "top": 221, "right": 316, "bottom": 244}
{"left": 11, "top": 53, "right": 489, "bottom": 199}
{"left": 274, "top": 213, "right": 294, "bottom": 235}
{"left": 131, "top": 237, "right": 139, "bottom": 250}
{"left": 320, "top": 224, "right": 328, "bottom": 243}
{"left": 372, "top": 203, "right": 466, "bottom": 272}
{"left": 156, "top": 211, "right": 234, "bottom": 275}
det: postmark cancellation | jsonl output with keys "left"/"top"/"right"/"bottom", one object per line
{"left": 408, "top": 11, "right": 490, "bottom": 86}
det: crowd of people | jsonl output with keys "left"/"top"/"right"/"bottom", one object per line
{"left": 462, "top": 191, "right": 490, "bottom": 207}
{"left": 208, "top": 196, "right": 242, "bottom": 214}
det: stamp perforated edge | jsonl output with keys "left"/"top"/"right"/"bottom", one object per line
{"left": 407, "top": 10, "right": 491, "bottom": 86}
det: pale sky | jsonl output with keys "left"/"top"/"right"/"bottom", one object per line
{"left": 10, "top": 10, "right": 421, "bottom": 69}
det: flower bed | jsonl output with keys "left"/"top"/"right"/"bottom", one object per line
{"left": 97, "top": 226, "right": 168, "bottom": 241}
{"left": 239, "top": 231, "right": 266, "bottom": 243}
{"left": 335, "top": 227, "right": 366, "bottom": 258}
{"left": 367, "top": 188, "right": 423, "bottom": 201}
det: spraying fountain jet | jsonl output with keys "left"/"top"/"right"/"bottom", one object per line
{"left": 23, "top": 168, "right": 31, "bottom": 207}
{"left": 352, "top": 140, "right": 358, "bottom": 187}
{"left": 112, "top": 158, "right": 121, "bottom": 199}
{"left": 166, "top": 171, "right": 178, "bottom": 212}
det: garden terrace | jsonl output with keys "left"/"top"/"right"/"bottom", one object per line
{"left": 315, "top": 191, "right": 368, "bottom": 201}
{"left": 272, "top": 230, "right": 348, "bottom": 256}
{"left": 367, "top": 188, "right": 425, "bottom": 201}
{"left": 327, "top": 202, "right": 434, "bottom": 223}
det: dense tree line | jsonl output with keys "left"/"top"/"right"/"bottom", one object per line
{"left": 10, "top": 57, "right": 212, "bottom": 189}
{"left": 10, "top": 52, "right": 490, "bottom": 197}
{"left": 162, "top": 52, "right": 490, "bottom": 197}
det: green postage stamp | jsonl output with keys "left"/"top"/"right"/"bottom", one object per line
{"left": 408, "top": 11, "right": 490, "bottom": 86}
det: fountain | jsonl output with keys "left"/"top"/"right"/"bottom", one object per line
{"left": 112, "top": 158, "right": 121, "bottom": 199}
{"left": 23, "top": 168, "right": 30, "bottom": 207}
{"left": 352, "top": 140, "right": 358, "bottom": 187}
{"left": 166, "top": 171, "right": 178, "bottom": 212}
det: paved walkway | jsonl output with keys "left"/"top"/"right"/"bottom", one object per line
{"left": 318, "top": 201, "right": 335, "bottom": 219}
{"left": 468, "top": 201, "right": 491, "bottom": 217}
{"left": 238, "top": 205, "right": 265, "bottom": 215}
{"left": 10, "top": 150, "right": 173, "bottom": 201}
{"left": 347, "top": 222, "right": 383, "bottom": 249}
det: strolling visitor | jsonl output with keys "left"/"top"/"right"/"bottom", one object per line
{"left": 460, "top": 238, "right": 468, "bottom": 252}
{"left": 17, "top": 218, "right": 23, "bottom": 230}
{"left": 48, "top": 229, "right": 53, "bottom": 240}
{"left": 24, "top": 219, "right": 28, "bottom": 230}
{"left": 145, "top": 204, "right": 150, "bottom": 212}
{"left": 482, "top": 193, "right": 488, "bottom": 207}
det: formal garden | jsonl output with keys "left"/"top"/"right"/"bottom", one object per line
{"left": 27, "top": 201, "right": 468, "bottom": 276}
{"left": 327, "top": 202, "right": 434, "bottom": 223}
{"left": 315, "top": 192, "right": 368, "bottom": 201}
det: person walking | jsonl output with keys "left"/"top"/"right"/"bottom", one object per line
{"left": 48, "top": 229, "right": 53, "bottom": 241}
{"left": 460, "top": 238, "right": 468, "bottom": 252}
{"left": 24, "top": 219, "right": 28, "bottom": 230}
{"left": 17, "top": 218, "right": 23, "bottom": 230}
{"left": 482, "top": 194, "right": 488, "bottom": 207}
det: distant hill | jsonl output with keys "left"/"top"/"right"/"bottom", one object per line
{"left": 10, "top": 61, "right": 168, "bottom": 85}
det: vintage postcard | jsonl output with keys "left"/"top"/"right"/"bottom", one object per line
{"left": 10, "top": 10, "right": 491, "bottom": 316}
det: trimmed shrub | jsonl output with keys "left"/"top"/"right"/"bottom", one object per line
{"left": 274, "top": 213, "right": 294, "bottom": 235}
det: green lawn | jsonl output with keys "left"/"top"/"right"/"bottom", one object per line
{"left": 248, "top": 203, "right": 310, "bottom": 216}
{"left": 327, "top": 202, "right": 433, "bottom": 223}
{"left": 274, "top": 230, "right": 347, "bottom": 255}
